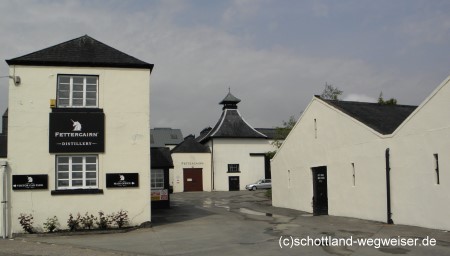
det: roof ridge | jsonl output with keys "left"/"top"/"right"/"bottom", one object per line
{"left": 323, "top": 99, "right": 418, "bottom": 108}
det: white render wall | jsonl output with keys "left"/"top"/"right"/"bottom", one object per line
{"left": 7, "top": 65, "right": 151, "bottom": 234}
{"left": 272, "top": 99, "right": 389, "bottom": 223}
{"left": 388, "top": 76, "right": 450, "bottom": 230}
{"left": 171, "top": 153, "right": 212, "bottom": 192}
{"left": 208, "top": 138, "right": 274, "bottom": 191}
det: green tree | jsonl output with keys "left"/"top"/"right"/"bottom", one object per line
{"left": 378, "top": 92, "right": 398, "bottom": 105}
{"left": 267, "top": 115, "right": 297, "bottom": 159}
{"left": 320, "top": 83, "right": 343, "bottom": 100}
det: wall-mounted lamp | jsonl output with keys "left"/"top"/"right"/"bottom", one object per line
{"left": 0, "top": 75, "right": 21, "bottom": 86}
{"left": 11, "top": 76, "right": 21, "bottom": 86}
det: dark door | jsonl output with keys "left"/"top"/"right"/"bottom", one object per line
{"left": 183, "top": 168, "right": 203, "bottom": 192}
{"left": 312, "top": 166, "right": 328, "bottom": 215}
{"left": 228, "top": 176, "right": 240, "bottom": 191}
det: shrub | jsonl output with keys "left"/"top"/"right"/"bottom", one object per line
{"left": 96, "top": 211, "right": 112, "bottom": 230}
{"left": 111, "top": 210, "right": 129, "bottom": 228}
{"left": 80, "top": 212, "right": 97, "bottom": 230}
{"left": 43, "top": 216, "right": 60, "bottom": 233}
{"left": 18, "top": 213, "right": 34, "bottom": 234}
{"left": 67, "top": 213, "right": 81, "bottom": 231}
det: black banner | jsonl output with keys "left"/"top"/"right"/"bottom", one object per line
{"left": 49, "top": 112, "right": 104, "bottom": 153}
{"left": 106, "top": 173, "right": 139, "bottom": 188}
{"left": 12, "top": 175, "right": 48, "bottom": 190}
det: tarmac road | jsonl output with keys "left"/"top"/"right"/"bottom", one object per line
{"left": 0, "top": 190, "right": 449, "bottom": 255}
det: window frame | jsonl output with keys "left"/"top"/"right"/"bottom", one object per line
{"left": 57, "top": 75, "right": 99, "bottom": 108}
{"left": 434, "top": 153, "right": 440, "bottom": 185}
{"left": 151, "top": 169, "right": 165, "bottom": 189}
{"left": 227, "top": 164, "right": 240, "bottom": 173}
{"left": 56, "top": 155, "right": 99, "bottom": 190}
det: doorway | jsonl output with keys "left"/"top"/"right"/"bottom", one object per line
{"left": 183, "top": 168, "right": 203, "bottom": 192}
{"left": 312, "top": 166, "right": 328, "bottom": 215}
{"left": 228, "top": 176, "right": 240, "bottom": 191}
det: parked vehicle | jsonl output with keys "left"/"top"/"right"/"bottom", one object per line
{"left": 245, "top": 179, "right": 271, "bottom": 191}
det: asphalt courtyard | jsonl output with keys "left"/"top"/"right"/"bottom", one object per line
{"left": 0, "top": 190, "right": 449, "bottom": 256}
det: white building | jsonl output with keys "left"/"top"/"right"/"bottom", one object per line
{"left": 271, "top": 76, "right": 450, "bottom": 230}
{"left": 171, "top": 136, "right": 212, "bottom": 192}
{"left": 196, "top": 92, "right": 277, "bottom": 191}
{"left": 1, "top": 35, "right": 153, "bottom": 237}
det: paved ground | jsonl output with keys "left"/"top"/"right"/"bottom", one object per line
{"left": 0, "top": 191, "right": 449, "bottom": 255}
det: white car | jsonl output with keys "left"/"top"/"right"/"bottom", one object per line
{"left": 245, "top": 179, "right": 271, "bottom": 191}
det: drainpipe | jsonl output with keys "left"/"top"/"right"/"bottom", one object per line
{"left": 385, "top": 149, "right": 394, "bottom": 224}
{"left": 1, "top": 161, "right": 7, "bottom": 239}
{"left": 211, "top": 140, "right": 214, "bottom": 191}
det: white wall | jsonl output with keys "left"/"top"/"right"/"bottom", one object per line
{"left": 171, "top": 153, "right": 212, "bottom": 192}
{"left": 272, "top": 99, "right": 388, "bottom": 223}
{"left": 209, "top": 138, "right": 274, "bottom": 191}
{"left": 7, "top": 65, "right": 151, "bottom": 234}
{"left": 389, "top": 76, "right": 450, "bottom": 230}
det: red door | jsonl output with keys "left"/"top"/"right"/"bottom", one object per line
{"left": 183, "top": 168, "right": 203, "bottom": 192}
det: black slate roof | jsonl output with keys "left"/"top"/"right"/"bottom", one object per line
{"left": 199, "top": 109, "right": 267, "bottom": 143}
{"left": 171, "top": 137, "right": 210, "bottom": 153}
{"left": 151, "top": 147, "right": 174, "bottom": 169}
{"left": 6, "top": 35, "right": 154, "bottom": 71}
{"left": 322, "top": 99, "right": 417, "bottom": 135}
{"left": 219, "top": 92, "right": 241, "bottom": 105}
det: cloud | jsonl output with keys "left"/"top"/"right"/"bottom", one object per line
{"left": 222, "top": 0, "right": 263, "bottom": 24}
{"left": 399, "top": 13, "right": 450, "bottom": 48}
{"left": 0, "top": 1, "right": 447, "bottom": 135}
{"left": 343, "top": 94, "right": 377, "bottom": 103}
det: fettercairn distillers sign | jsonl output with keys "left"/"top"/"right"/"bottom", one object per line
{"left": 49, "top": 112, "right": 105, "bottom": 153}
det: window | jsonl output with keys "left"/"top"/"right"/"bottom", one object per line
{"left": 314, "top": 118, "right": 317, "bottom": 139}
{"left": 151, "top": 169, "right": 164, "bottom": 189}
{"left": 434, "top": 154, "right": 440, "bottom": 185}
{"left": 351, "top": 163, "right": 356, "bottom": 186}
{"left": 228, "top": 164, "right": 240, "bottom": 173}
{"left": 288, "top": 170, "right": 291, "bottom": 188}
{"left": 56, "top": 155, "right": 98, "bottom": 189}
{"left": 57, "top": 75, "right": 98, "bottom": 108}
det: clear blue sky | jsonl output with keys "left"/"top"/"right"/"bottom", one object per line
{"left": 0, "top": 0, "right": 449, "bottom": 136}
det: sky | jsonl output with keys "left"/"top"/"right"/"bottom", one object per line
{"left": 0, "top": 0, "right": 449, "bottom": 136}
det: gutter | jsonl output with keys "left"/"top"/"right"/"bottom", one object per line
{"left": 385, "top": 149, "right": 394, "bottom": 224}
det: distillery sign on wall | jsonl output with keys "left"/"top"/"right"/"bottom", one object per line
{"left": 49, "top": 112, "right": 105, "bottom": 153}
{"left": 12, "top": 175, "right": 48, "bottom": 190}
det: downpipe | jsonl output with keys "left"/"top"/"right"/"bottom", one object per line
{"left": 385, "top": 149, "right": 394, "bottom": 224}
{"left": 1, "top": 161, "right": 7, "bottom": 239}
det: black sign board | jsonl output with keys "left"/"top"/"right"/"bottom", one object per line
{"left": 12, "top": 175, "right": 48, "bottom": 190}
{"left": 49, "top": 112, "right": 104, "bottom": 153}
{"left": 106, "top": 173, "right": 139, "bottom": 188}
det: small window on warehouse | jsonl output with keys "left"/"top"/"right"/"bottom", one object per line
{"left": 227, "top": 164, "right": 240, "bottom": 173}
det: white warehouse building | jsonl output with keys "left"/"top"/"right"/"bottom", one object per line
{"left": 271, "top": 76, "right": 450, "bottom": 231}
